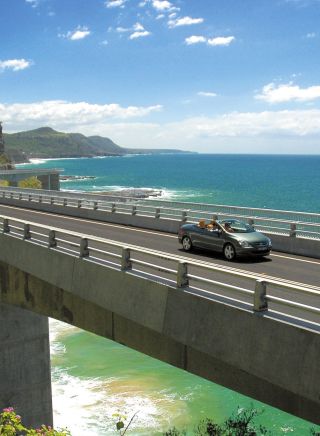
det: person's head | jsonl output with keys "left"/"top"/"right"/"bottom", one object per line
{"left": 199, "top": 219, "right": 206, "bottom": 228}
{"left": 224, "top": 222, "right": 231, "bottom": 229}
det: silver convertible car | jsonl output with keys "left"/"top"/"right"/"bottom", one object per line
{"left": 178, "top": 219, "right": 272, "bottom": 260}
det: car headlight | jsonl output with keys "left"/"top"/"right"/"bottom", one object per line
{"left": 238, "top": 240, "right": 251, "bottom": 247}
{"left": 266, "top": 237, "right": 272, "bottom": 246}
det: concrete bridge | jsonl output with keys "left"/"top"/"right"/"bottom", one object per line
{"left": 0, "top": 212, "right": 319, "bottom": 429}
{"left": 0, "top": 169, "right": 61, "bottom": 190}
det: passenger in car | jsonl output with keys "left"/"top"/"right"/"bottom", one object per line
{"left": 224, "top": 222, "right": 234, "bottom": 232}
{"left": 198, "top": 219, "right": 206, "bottom": 228}
{"left": 207, "top": 220, "right": 219, "bottom": 231}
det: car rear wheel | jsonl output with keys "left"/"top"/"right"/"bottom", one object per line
{"left": 182, "top": 236, "right": 192, "bottom": 251}
{"left": 224, "top": 243, "right": 236, "bottom": 261}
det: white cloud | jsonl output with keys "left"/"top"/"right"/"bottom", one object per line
{"left": 116, "top": 26, "right": 130, "bottom": 33}
{"left": 0, "top": 59, "right": 32, "bottom": 72}
{"left": 105, "top": 0, "right": 126, "bottom": 8}
{"left": 25, "top": 0, "right": 39, "bottom": 7}
{"left": 256, "top": 82, "right": 320, "bottom": 103}
{"left": 306, "top": 32, "right": 316, "bottom": 38}
{"left": 185, "top": 35, "right": 235, "bottom": 47}
{"left": 152, "top": 0, "right": 172, "bottom": 10}
{"left": 151, "top": 0, "right": 179, "bottom": 12}
{"left": 3, "top": 103, "right": 320, "bottom": 153}
{"left": 168, "top": 16, "right": 204, "bottom": 28}
{"left": 129, "top": 30, "right": 151, "bottom": 39}
{"left": 0, "top": 100, "right": 162, "bottom": 133}
{"left": 133, "top": 22, "right": 145, "bottom": 31}
{"left": 197, "top": 91, "right": 217, "bottom": 97}
{"left": 129, "top": 23, "right": 151, "bottom": 39}
{"left": 207, "top": 36, "right": 235, "bottom": 46}
{"left": 185, "top": 35, "right": 206, "bottom": 45}
{"left": 60, "top": 26, "right": 91, "bottom": 41}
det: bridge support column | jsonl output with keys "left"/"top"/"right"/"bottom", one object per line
{"left": 0, "top": 303, "right": 53, "bottom": 429}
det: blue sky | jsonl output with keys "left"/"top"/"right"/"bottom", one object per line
{"left": 1, "top": 0, "right": 320, "bottom": 153}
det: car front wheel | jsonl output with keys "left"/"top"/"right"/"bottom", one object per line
{"left": 224, "top": 243, "right": 236, "bottom": 261}
{"left": 182, "top": 236, "right": 192, "bottom": 251}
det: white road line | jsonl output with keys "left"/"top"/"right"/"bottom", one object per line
{"left": 0, "top": 204, "right": 175, "bottom": 237}
{"left": 271, "top": 253, "right": 320, "bottom": 265}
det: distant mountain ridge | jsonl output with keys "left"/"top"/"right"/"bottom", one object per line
{"left": 3, "top": 127, "right": 187, "bottom": 163}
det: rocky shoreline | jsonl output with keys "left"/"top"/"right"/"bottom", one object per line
{"left": 91, "top": 188, "right": 163, "bottom": 198}
{"left": 60, "top": 175, "right": 163, "bottom": 198}
{"left": 60, "top": 175, "right": 96, "bottom": 181}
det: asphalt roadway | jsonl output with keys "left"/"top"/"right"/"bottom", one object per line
{"left": 0, "top": 203, "right": 319, "bottom": 289}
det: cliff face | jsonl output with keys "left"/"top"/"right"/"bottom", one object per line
{"left": 4, "top": 127, "right": 122, "bottom": 162}
{"left": 0, "top": 122, "right": 14, "bottom": 169}
{"left": 0, "top": 122, "right": 5, "bottom": 154}
{"left": 3, "top": 127, "right": 186, "bottom": 163}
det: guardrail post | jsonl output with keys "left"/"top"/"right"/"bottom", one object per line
{"left": 63, "top": 198, "right": 67, "bottom": 207}
{"left": 80, "top": 238, "right": 89, "bottom": 258}
{"left": 39, "top": 195, "right": 42, "bottom": 203}
{"left": 50, "top": 197, "right": 54, "bottom": 205}
{"left": 155, "top": 208, "right": 161, "bottom": 219}
{"left": 177, "top": 262, "right": 189, "bottom": 288}
{"left": 254, "top": 280, "right": 268, "bottom": 312}
{"left": 19, "top": 193, "right": 22, "bottom": 200}
{"left": 132, "top": 205, "right": 137, "bottom": 216}
{"left": 23, "top": 224, "right": 31, "bottom": 240}
{"left": 10, "top": 192, "right": 14, "bottom": 199}
{"left": 290, "top": 223, "right": 297, "bottom": 237}
{"left": 77, "top": 199, "right": 82, "bottom": 208}
{"left": 121, "top": 247, "right": 132, "bottom": 271}
{"left": 3, "top": 219, "right": 10, "bottom": 233}
{"left": 111, "top": 203, "right": 116, "bottom": 213}
{"left": 28, "top": 194, "right": 32, "bottom": 201}
{"left": 93, "top": 201, "right": 98, "bottom": 210}
{"left": 48, "top": 230, "right": 57, "bottom": 248}
{"left": 181, "top": 210, "right": 188, "bottom": 223}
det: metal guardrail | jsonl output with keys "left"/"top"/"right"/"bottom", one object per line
{"left": 1, "top": 188, "right": 320, "bottom": 240}
{"left": 1, "top": 214, "right": 319, "bottom": 328}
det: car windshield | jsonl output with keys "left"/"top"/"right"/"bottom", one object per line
{"left": 219, "top": 219, "right": 255, "bottom": 233}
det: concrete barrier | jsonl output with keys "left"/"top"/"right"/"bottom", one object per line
{"left": 0, "top": 233, "right": 320, "bottom": 425}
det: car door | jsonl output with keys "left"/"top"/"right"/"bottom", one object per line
{"left": 202, "top": 228, "right": 224, "bottom": 252}
{"left": 191, "top": 226, "right": 208, "bottom": 248}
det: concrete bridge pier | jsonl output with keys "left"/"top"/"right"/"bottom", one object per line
{"left": 0, "top": 303, "right": 53, "bottom": 428}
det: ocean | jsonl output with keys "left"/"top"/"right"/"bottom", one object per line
{"left": 18, "top": 154, "right": 320, "bottom": 435}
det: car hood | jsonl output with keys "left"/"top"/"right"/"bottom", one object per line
{"left": 231, "top": 231, "right": 270, "bottom": 243}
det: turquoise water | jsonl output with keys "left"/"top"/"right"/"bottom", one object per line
{"left": 21, "top": 153, "right": 320, "bottom": 212}
{"left": 19, "top": 154, "right": 320, "bottom": 435}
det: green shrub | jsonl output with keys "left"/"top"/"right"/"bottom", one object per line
{"left": 18, "top": 176, "right": 42, "bottom": 189}
{"left": 0, "top": 408, "right": 70, "bottom": 436}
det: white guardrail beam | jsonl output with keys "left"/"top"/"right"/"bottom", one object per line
{"left": 0, "top": 188, "right": 319, "bottom": 240}
{"left": 0, "top": 214, "right": 319, "bottom": 329}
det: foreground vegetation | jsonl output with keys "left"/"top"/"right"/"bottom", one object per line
{"left": 1, "top": 407, "right": 319, "bottom": 435}
{"left": 0, "top": 408, "right": 70, "bottom": 435}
